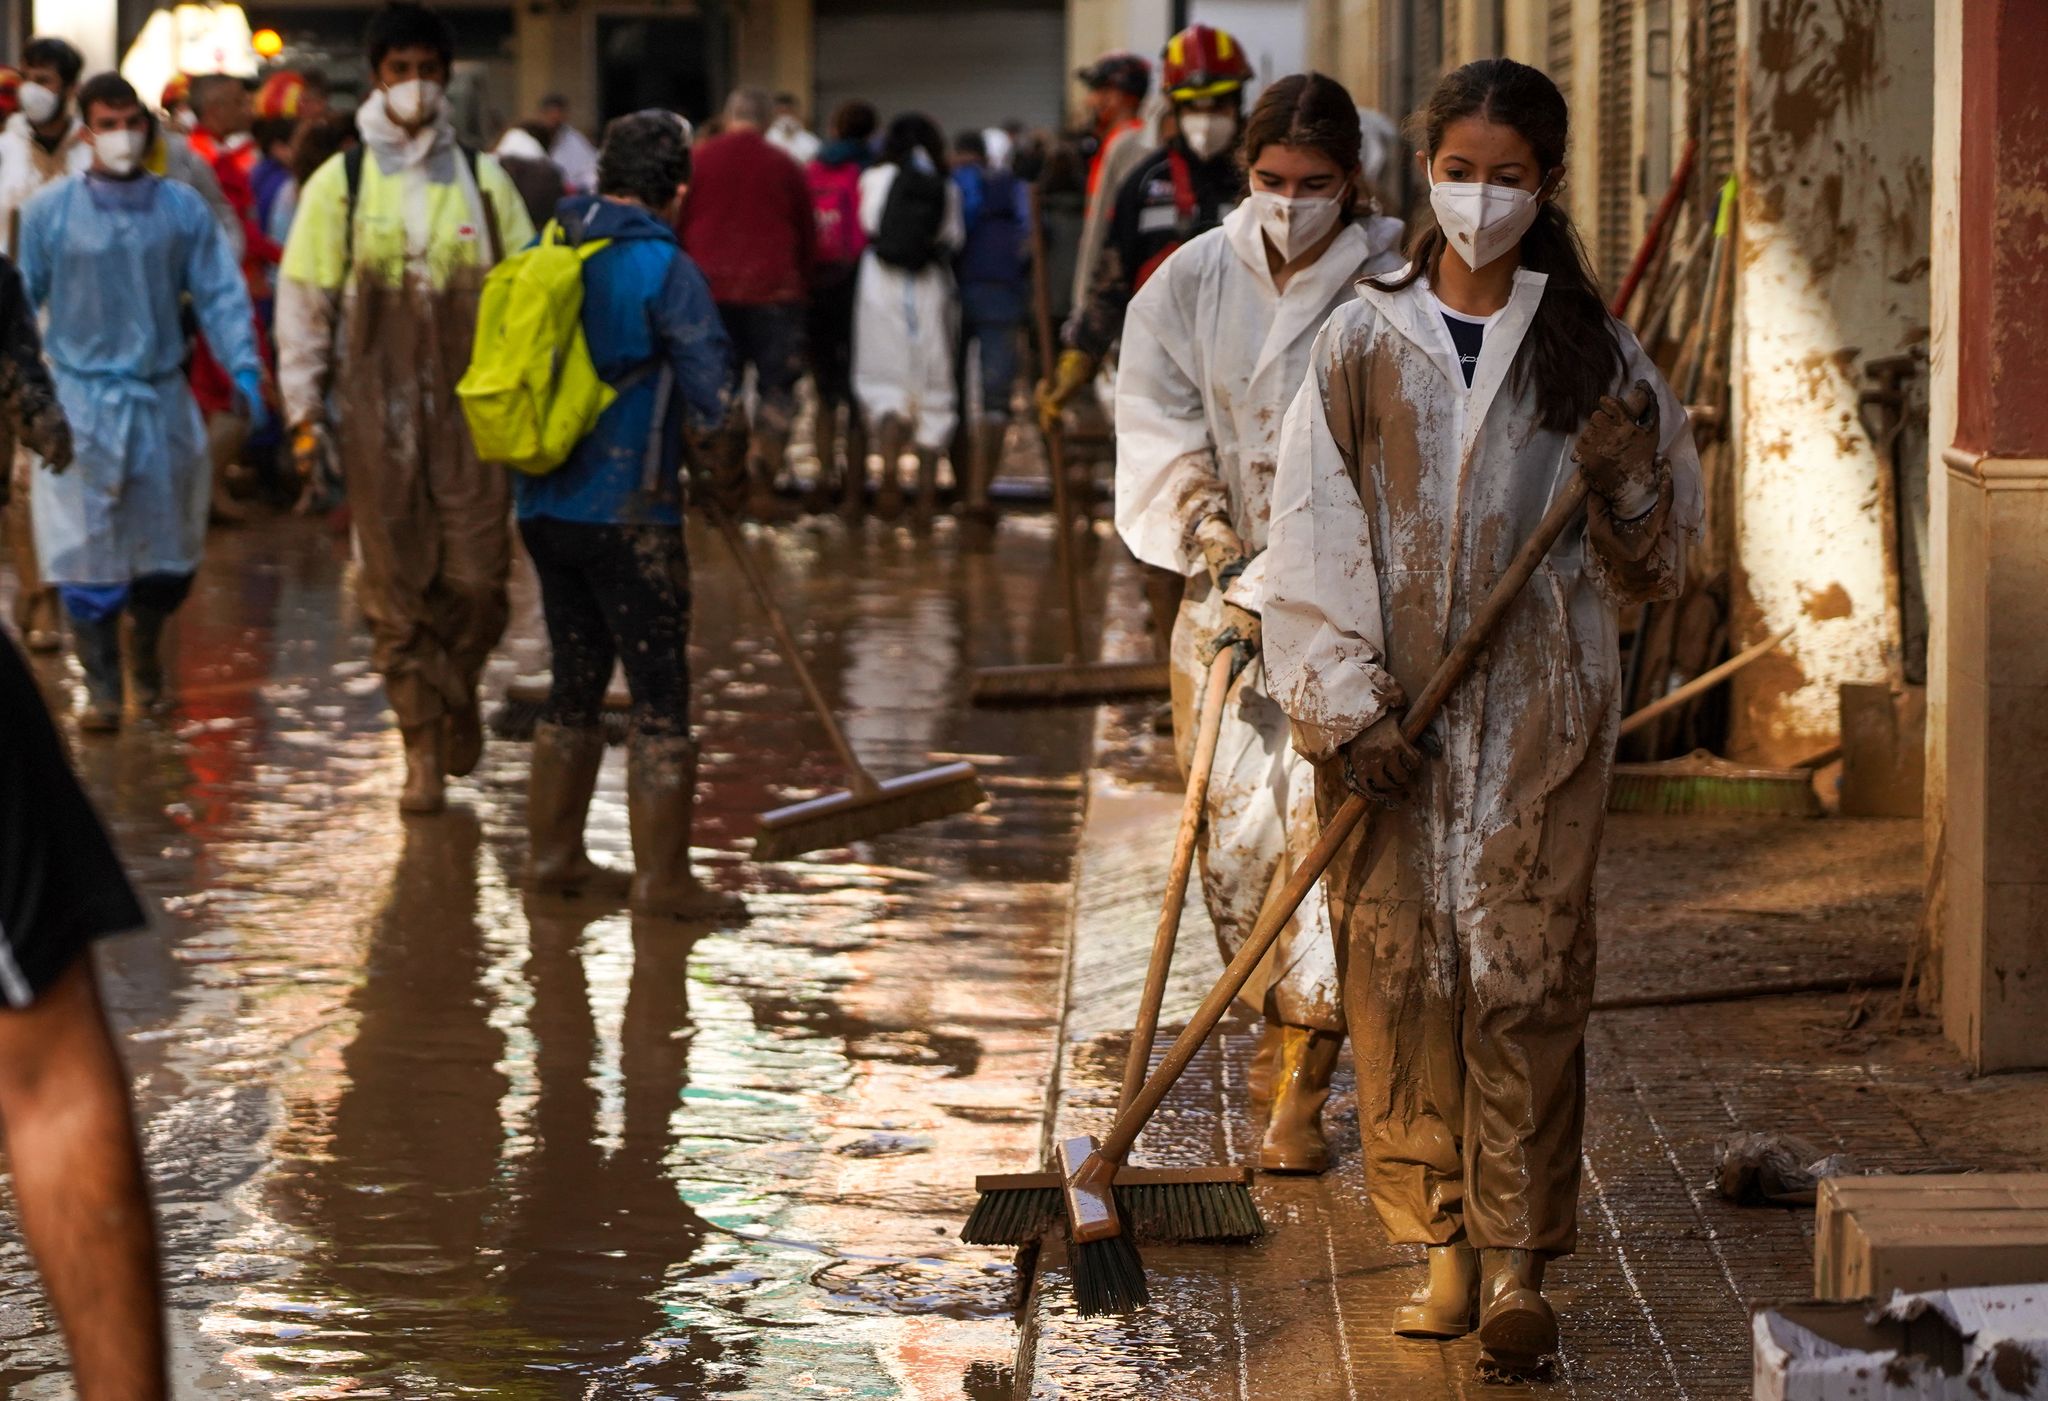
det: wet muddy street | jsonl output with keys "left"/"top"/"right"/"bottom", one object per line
{"left": 0, "top": 511, "right": 1108, "bottom": 1398}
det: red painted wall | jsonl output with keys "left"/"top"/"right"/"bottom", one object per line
{"left": 1956, "top": 0, "right": 2048, "bottom": 456}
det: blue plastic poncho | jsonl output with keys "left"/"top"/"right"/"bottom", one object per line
{"left": 18, "top": 173, "right": 258, "bottom": 587}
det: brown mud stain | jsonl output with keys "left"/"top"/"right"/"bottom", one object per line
{"left": 1802, "top": 582, "right": 1855, "bottom": 621}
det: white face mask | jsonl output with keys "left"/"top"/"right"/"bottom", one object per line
{"left": 1429, "top": 178, "right": 1542, "bottom": 270}
{"left": 223, "top": 130, "right": 253, "bottom": 151}
{"left": 175, "top": 107, "right": 198, "bottom": 133}
{"left": 94, "top": 129, "right": 145, "bottom": 176}
{"left": 1179, "top": 111, "right": 1237, "bottom": 161}
{"left": 384, "top": 78, "right": 444, "bottom": 129}
{"left": 18, "top": 82, "right": 60, "bottom": 126}
{"left": 1249, "top": 190, "right": 1343, "bottom": 262}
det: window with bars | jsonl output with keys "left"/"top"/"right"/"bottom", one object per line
{"left": 1596, "top": 0, "right": 1635, "bottom": 282}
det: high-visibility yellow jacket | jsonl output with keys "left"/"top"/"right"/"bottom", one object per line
{"left": 276, "top": 136, "right": 534, "bottom": 427}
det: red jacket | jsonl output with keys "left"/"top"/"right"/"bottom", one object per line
{"left": 675, "top": 127, "right": 815, "bottom": 306}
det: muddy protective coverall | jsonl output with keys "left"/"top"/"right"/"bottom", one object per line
{"left": 852, "top": 161, "right": 964, "bottom": 452}
{"left": 1113, "top": 204, "right": 1406, "bottom": 1030}
{"left": 275, "top": 93, "right": 535, "bottom": 730}
{"left": 1264, "top": 269, "right": 1700, "bottom": 1252}
{"left": 18, "top": 175, "right": 257, "bottom": 585}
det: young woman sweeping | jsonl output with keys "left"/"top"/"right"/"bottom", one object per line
{"left": 1113, "top": 73, "right": 1406, "bottom": 1175}
{"left": 1263, "top": 58, "right": 1701, "bottom": 1372}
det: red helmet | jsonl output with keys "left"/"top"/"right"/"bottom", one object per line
{"left": 255, "top": 70, "right": 306, "bottom": 121}
{"left": 1161, "top": 24, "right": 1253, "bottom": 102}
{"left": 0, "top": 69, "right": 19, "bottom": 120}
{"left": 161, "top": 73, "right": 192, "bottom": 112}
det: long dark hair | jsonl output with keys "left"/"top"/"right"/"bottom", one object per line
{"left": 1240, "top": 73, "right": 1361, "bottom": 178}
{"left": 1376, "top": 58, "right": 1621, "bottom": 433}
{"left": 881, "top": 112, "right": 944, "bottom": 172}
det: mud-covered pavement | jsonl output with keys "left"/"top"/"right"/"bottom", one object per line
{"left": 0, "top": 511, "right": 1110, "bottom": 1398}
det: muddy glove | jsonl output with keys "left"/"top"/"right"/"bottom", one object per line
{"left": 1342, "top": 712, "right": 1425, "bottom": 806}
{"left": 1192, "top": 514, "right": 1248, "bottom": 590}
{"left": 1198, "top": 600, "right": 1261, "bottom": 678}
{"left": 1034, "top": 348, "right": 1097, "bottom": 435}
{"left": 290, "top": 420, "right": 325, "bottom": 480}
{"left": 1573, "top": 381, "right": 1662, "bottom": 519}
{"left": 21, "top": 400, "right": 71, "bottom": 475}
{"left": 685, "top": 430, "right": 749, "bottom": 516}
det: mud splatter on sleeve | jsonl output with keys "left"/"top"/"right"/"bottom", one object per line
{"left": 1112, "top": 257, "right": 1225, "bottom": 576}
{"left": 0, "top": 258, "right": 68, "bottom": 472}
{"left": 276, "top": 155, "right": 352, "bottom": 426}
{"left": 1582, "top": 324, "right": 1700, "bottom": 606}
{"left": 656, "top": 251, "right": 735, "bottom": 433}
{"left": 1264, "top": 312, "right": 1403, "bottom": 761}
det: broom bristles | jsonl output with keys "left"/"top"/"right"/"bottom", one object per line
{"left": 1608, "top": 769, "right": 1817, "bottom": 816}
{"left": 753, "top": 763, "right": 987, "bottom": 861}
{"left": 1071, "top": 1230, "right": 1149, "bottom": 1316}
{"left": 961, "top": 1171, "right": 1264, "bottom": 1246}
{"left": 970, "top": 660, "right": 1170, "bottom": 707}
{"left": 487, "top": 676, "right": 634, "bottom": 744}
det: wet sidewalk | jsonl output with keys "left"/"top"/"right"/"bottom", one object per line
{"left": 1004, "top": 703, "right": 2048, "bottom": 1399}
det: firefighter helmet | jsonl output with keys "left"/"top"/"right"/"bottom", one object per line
{"left": 255, "top": 70, "right": 307, "bottom": 122}
{"left": 0, "top": 69, "right": 19, "bottom": 120}
{"left": 1161, "top": 24, "right": 1253, "bottom": 103}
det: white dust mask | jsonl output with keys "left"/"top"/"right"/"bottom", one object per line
{"left": 94, "top": 129, "right": 145, "bottom": 176}
{"left": 1249, "top": 191, "right": 1343, "bottom": 262}
{"left": 384, "top": 78, "right": 444, "bottom": 128}
{"left": 18, "top": 82, "right": 59, "bottom": 125}
{"left": 1179, "top": 111, "right": 1237, "bottom": 161}
{"left": 1429, "top": 178, "right": 1541, "bottom": 270}
{"left": 175, "top": 107, "right": 199, "bottom": 132}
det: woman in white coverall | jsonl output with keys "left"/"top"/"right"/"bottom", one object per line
{"left": 1263, "top": 59, "right": 1700, "bottom": 1373}
{"left": 1113, "top": 73, "right": 1405, "bottom": 1175}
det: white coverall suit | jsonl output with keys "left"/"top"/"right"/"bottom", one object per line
{"left": 1114, "top": 202, "right": 1405, "bottom": 1030}
{"left": 1263, "top": 268, "right": 1701, "bottom": 1252}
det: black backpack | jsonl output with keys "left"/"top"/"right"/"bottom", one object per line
{"left": 870, "top": 166, "right": 947, "bottom": 272}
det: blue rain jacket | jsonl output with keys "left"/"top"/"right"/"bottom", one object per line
{"left": 513, "top": 195, "right": 732, "bottom": 527}
{"left": 18, "top": 174, "right": 257, "bottom": 585}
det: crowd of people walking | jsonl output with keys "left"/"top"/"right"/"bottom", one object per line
{"left": 0, "top": 0, "right": 1702, "bottom": 1388}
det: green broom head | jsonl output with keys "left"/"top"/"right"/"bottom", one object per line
{"left": 1608, "top": 750, "right": 1819, "bottom": 816}
{"left": 753, "top": 762, "right": 986, "bottom": 861}
{"left": 963, "top": 1165, "right": 1264, "bottom": 1246}
{"left": 1071, "top": 1230, "right": 1149, "bottom": 1316}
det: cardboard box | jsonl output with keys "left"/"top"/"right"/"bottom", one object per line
{"left": 1816, "top": 1175, "right": 2048, "bottom": 1300}
{"left": 1755, "top": 1286, "right": 2048, "bottom": 1400}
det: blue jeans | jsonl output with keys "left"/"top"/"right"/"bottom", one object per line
{"left": 958, "top": 281, "right": 1025, "bottom": 418}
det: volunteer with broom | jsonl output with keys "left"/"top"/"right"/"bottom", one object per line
{"left": 1263, "top": 58, "right": 1700, "bottom": 1373}
{"left": 517, "top": 110, "right": 739, "bottom": 920}
{"left": 1113, "top": 73, "right": 1405, "bottom": 1176}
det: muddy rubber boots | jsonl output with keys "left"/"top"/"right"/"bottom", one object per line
{"left": 1478, "top": 1248, "right": 1558, "bottom": 1369}
{"left": 400, "top": 723, "right": 446, "bottom": 815}
{"left": 1258, "top": 1024, "right": 1344, "bottom": 1174}
{"left": 962, "top": 416, "right": 1003, "bottom": 531}
{"left": 71, "top": 614, "right": 124, "bottom": 732}
{"left": 838, "top": 414, "right": 869, "bottom": 520}
{"left": 127, "top": 599, "right": 174, "bottom": 716}
{"left": 625, "top": 733, "right": 740, "bottom": 920}
{"left": 748, "top": 427, "right": 789, "bottom": 521}
{"left": 1394, "top": 1243, "right": 1479, "bottom": 1338}
{"left": 526, "top": 723, "right": 628, "bottom": 897}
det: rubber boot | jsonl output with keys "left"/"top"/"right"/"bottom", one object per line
{"left": 1245, "top": 1021, "right": 1285, "bottom": 1122}
{"left": 71, "top": 614, "right": 124, "bottom": 733}
{"left": 207, "top": 411, "right": 252, "bottom": 525}
{"left": 912, "top": 446, "right": 940, "bottom": 525}
{"left": 1258, "top": 1025, "right": 1343, "bottom": 1174}
{"left": 444, "top": 693, "right": 484, "bottom": 778}
{"left": 962, "top": 416, "right": 1002, "bottom": 533}
{"left": 1477, "top": 1248, "right": 1559, "bottom": 1369}
{"left": 400, "top": 723, "right": 447, "bottom": 815}
{"left": 872, "top": 417, "right": 908, "bottom": 519}
{"left": 839, "top": 415, "right": 869, "bottom": 520}
{"left": 626, "top": 734, "right": 744, "bottom": 920}
{"left": 127, "top": 603, "right": 172, "bottom": 716}
{"left": 1393, "top": 1243, "right": 1479, "bottom": 1338}
{"left": 801, "top": 407, "right": 838, "bottom": 515}
{"left": 526, "top": 723, "right": 629, "bottom": 897}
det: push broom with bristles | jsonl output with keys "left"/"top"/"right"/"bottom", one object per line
{"left": 976, "top": 383, "right": 1658, "bottom": 1316}
{"left": 965, "top": 647, "right": 1260, "bottom": 1260}
{"left": 710, "top": 504, "right": 988, "bottom": 861}
{"left": 969, "top": 188, "right": 1170, "bottom": 708}
{"left": 488, "top": 671, "right": 634, "bottom": 744}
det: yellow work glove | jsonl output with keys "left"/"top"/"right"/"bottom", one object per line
{"left": 1193, "top": 514, "right": 1248, "bottom": 592}
{"left": 291, "top": 421, "right": 324, "bottom": 481}
{"left": 1034, "top": 348, "right": 1097, "bottom": 435}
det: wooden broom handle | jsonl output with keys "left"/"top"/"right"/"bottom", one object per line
{"left": 1028, "top": 186, "right": 1090, "bottom": 663}
{"left": 1094, "top": 384, "right": 1654, "bottom": 1166}
{"left": 712, "top": 506, "right": 880, "bottom": 795}
{"left": 1118, "top": 646, "right": 1238, "bottom": 1117}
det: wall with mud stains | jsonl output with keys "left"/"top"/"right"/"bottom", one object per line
{"left": 1730, "top": 0, "right": 1933, "bottom": 764}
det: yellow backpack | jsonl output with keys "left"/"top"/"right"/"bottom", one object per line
{"left": 457, "top": 220, "right": 615, "bottom": 475}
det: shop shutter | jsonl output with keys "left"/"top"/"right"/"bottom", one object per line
{"left": 1700, "top": 0, "right": 1737, "bottom": 219}
{"left": 813, "top": 2, "right": 1065, "bottom": 135}
{"left": 1596, "top": 0, "right": 1635, "bottom": 282}
{"left": 1547, "top": 0, "right": 1575, "bottom": 106}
